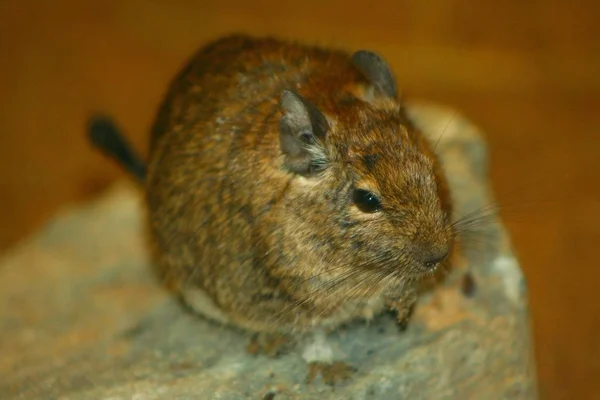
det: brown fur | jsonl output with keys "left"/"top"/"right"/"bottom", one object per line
{"left": 144, "top": 34, "right": 455, "bottom": 334}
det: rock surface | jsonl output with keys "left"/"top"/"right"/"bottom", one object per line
{"left": 0, "top": 102, "right": 538, "bottom": 399}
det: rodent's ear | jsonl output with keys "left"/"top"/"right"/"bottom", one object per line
{"left": 352, "top": 50, "right": 398, "bottom": 99}
{"left": 279, "top": 90, "right": 329, "bottom": 175}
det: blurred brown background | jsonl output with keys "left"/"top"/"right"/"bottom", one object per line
{"left": 1, "top": 1, "right": 599, "bottom": 398}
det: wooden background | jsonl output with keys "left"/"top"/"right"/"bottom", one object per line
{"left": 1, "top": 1, "right": 599, "bottom": 398}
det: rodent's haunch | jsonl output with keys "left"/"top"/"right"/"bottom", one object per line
{"left": 90, "top": 34, "right": 455, "bottom": 336}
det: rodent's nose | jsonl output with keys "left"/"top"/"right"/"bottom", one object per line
{"left": 416, "top": 245, "right": 450, "bottom": 270}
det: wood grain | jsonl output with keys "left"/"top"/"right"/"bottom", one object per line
{"left": 1, "top": 1, "right": 599, "bottom": 398}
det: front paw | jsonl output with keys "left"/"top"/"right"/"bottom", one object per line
{"left": 396, "top": 302, "right": 417, "bottom": 331}
{"left": 306, "top": 361, "right": 357, "bottom": 386}
{"left": 386, "top": 294, "right": 417, "bottom": 331}
{"left": 245, "top": 332, "right": 296, "bottom": 358}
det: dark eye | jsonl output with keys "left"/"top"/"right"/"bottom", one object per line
{"left": 353, "top": 189, "right": 382, "bottom": 213}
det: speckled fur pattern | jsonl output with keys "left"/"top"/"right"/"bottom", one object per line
{"left": 145, "top": 34, "right": 454, "bottom": 334}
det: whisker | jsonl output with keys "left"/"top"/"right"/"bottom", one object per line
{"left": 269, "top": 252, "right": 403, "bottom": 328}
{"left": 268, "top": 267, "right": 365, "bottom": 327}
{"left": 433, "top": 110, "right": 457, "bottom": 152}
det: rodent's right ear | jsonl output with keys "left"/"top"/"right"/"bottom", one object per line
{"left": 278, "top": 90, "right": 329, "bottom": 175}
{"left": 352, "top": 50, "right": 398, "bottom": 99}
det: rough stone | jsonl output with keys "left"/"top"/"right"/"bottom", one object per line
{"left": 0, "top": 102, "right": 538, "bottom": 399}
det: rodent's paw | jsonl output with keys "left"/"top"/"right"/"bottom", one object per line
{"left": 386, "top": 295, "right": 417, "bottom": 331}
{"left": 245, "top": 332, "right": 296, "bottom": 358}
{"left": 396, "top": 302, "right": 416, "bottom": 332}
{"left": 306, "top": 361, "right": 357, "bottom": 386}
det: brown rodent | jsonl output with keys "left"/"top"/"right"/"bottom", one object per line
{"left": 89, "top": 34, "right": 455, "bottom": 338}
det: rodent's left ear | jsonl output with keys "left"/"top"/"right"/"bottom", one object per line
{"left": 352, "top": 50, "right": 398, "bottom": 99}
{"left": 278, "top": 90, "right": 329, "bottom": 175}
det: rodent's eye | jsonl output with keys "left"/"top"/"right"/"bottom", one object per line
{"left": 353, "top": 189, "right": 382, "bottom": 213}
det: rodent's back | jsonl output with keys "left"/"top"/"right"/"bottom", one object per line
{"left": 149, "top": 35, "right": 363, "bottom": 152}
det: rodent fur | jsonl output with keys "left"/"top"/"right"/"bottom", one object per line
{"left": 92, "top": 34, "right": 455, "bottom": 335}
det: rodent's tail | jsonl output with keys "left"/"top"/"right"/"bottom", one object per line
{"left": 87, "top": 115, "right": 147, "bottom": 184}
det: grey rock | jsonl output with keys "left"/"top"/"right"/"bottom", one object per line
{"left": 0, "top": 102, "right": 538, "bottom": 399}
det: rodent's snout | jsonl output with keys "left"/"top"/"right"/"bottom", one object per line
{"left": 412, "top": 242, "right": 451, "bottom": 271}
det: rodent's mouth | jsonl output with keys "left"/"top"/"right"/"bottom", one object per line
{"left": 411, "top": 265, "right": 440, "bottom": 279}
{"left": 394, "top": 257, "right": 446, "bottom": 281}
{"left": 410, "top": 255, "right": 453, "bottom": 280}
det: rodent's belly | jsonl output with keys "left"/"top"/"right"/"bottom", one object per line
{"left": 180, "top": 286, "right": 234, "bottom": 326}
{"left": 315, "top": 294, "right": 388, "bottom": 330}
{"left": 180, "top": 284, "right": 389, "bottom": 334}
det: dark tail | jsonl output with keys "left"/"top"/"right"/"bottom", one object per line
{"left": 88, "top": 115, "right": 147, "bottom": 183}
